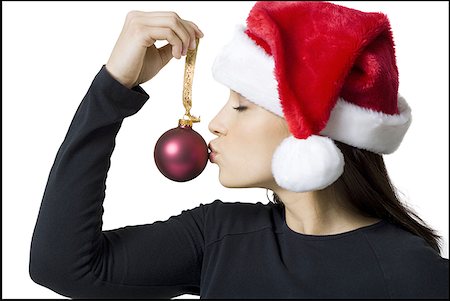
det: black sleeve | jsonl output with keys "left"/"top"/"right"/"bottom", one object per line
{"left": 29, "top": 65, "right": 206, "bottom": 299}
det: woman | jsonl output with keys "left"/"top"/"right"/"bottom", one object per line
{"left": 29, "top": 2, "right": 448, "bottom": 299}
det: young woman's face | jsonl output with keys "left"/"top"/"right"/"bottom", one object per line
{"left": 208, "top": 90, "right": 290, "bottom": 189}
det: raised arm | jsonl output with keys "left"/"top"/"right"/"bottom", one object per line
{"left": 29, "top": 11, "right": 206, "bottom": 298}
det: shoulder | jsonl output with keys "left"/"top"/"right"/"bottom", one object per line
{"left": 363, "top": 221, "right": 449, "bottom": 298}
{"left": 201, "top": 199, "right": 278, "bottom": 244}
{"left": 203, "top": 199, "right": 275, "bottom": 226}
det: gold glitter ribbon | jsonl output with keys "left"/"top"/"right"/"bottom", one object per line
{"left": 179, "top": 38, "right": 200, "bottom": 127}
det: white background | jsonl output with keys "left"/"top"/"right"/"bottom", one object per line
{"left": 3, "top": 1, "right": 449, "bottom": 299}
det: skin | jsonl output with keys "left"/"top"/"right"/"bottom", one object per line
{"left": 106, "top": 11, "right": 204, "bottom": 89}
{"left": 106, "top": 10, "right": 380, "bottom": 236}
{"left": 208, "top": 91, "right": 381, "bottom": 235}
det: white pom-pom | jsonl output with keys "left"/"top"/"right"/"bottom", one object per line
{"left": 272, "top": 135, "right": 344, "bottom": 192}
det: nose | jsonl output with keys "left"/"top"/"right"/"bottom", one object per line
{"left": 208, "top": 115, "right": 227, "bottom": 136}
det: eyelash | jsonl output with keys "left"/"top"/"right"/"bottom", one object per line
{"left": 232, "top": 106, "right": 247, "bottom": 112}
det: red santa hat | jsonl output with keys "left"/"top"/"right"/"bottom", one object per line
{"left": 212, "top": 1, "right": 412, "bottom": 192}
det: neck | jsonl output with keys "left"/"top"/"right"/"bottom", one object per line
{"left": 274, "top": 183, "right": 380, "bottom": 235}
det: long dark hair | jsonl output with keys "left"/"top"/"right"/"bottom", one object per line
{"left": 270, "top": 140, "right": 444, "bottom": 255}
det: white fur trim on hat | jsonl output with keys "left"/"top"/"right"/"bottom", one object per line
{"left": 211, "top": 24, "right": 283, "bottom": 117}
{"left": 320, "top": 95, "right": 412, "bottom": 154}
{"left": 212, "top": 25, "right": 412, "bottom": 155}
{"left": 272, "top": 135, "right": 344, "bottom": 192}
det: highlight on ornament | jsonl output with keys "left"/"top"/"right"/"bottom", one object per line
{"left": 154, "top": 38, "right": 209, "bottom": 182}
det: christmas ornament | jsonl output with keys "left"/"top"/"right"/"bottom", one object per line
{"left": 154, "top": 38, "right": 209, "bottom": 182}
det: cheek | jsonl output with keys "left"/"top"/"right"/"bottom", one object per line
{"left": 241, "top": 133, "right": 273, "bottom": 168}
{"left": 228, "top": 119, "right": 284, "bottom": 181}
{"left": 241, "top": 116, "right": 287, "bottom": 161}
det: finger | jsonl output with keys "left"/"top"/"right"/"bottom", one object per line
{"left": 157, "top": 43, "right": 174, "bottom": 66}
{"left": 128, "top": 11, "right": 203, "bottom": 48}
{"left": 179, "top": 20, "right": 197, "bottom": 50}
{"left": 141, "top": 26, "right": 183, "bottom": 59}
{"left": 133, "top": 15, "right": 191, "bottom": 55}
{"left": 143, "top": 10, "right": 203, "bottom": 37}
{"left": 184, "top": 20, "right": 204, "bottom": 38}
{"left": 127, "top": 11, "right": 200, "bottom": 54}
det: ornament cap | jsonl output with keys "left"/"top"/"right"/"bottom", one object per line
{"left": 178, "top": 118, "right": 193, "bottom": 127}
{"left": 178, "top": 114, "right": 201, "bottom": 127}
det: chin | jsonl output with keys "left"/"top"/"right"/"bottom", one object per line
{"left": 218, "top": 172, "right": 265, "bottom": 189}
{"left": 219, "top": 173, "right": 248, "bottom": 188}
{"left": 219, "top": 179, "right": 244, "bottom": 189}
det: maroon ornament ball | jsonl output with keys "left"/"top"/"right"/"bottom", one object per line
{"left": 154, "top": 124, "right": 209, "bottom": 182}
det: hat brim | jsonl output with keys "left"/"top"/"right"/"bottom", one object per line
{"left": 211, "top": 25, "right": 412, "bottom": 154}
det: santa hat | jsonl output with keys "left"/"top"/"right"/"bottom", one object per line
{"left": 211, "top": 1, "right": 412, "bottom": 193}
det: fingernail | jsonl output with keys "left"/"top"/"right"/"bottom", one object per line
{"left": 182, "top": 47, "right": 187, "bottom": 56}
{"left": 189, "top": 39, "right": 196, "bottom": 50}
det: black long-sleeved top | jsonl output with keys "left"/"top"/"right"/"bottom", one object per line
{"left": 29, "top": 65, "right": 449, "bottom": 299}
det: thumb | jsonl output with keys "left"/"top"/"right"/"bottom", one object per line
{"left": 158, "top": 43, "right": 175, "bottom": 68}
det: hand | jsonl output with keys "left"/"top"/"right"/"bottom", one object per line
{"left": 106, "top": 11, "right": 204, "bottom": 89}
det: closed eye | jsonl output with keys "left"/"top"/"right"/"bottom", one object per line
{"left": 232, "top": 106, "right": 247, "bottom": 112}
